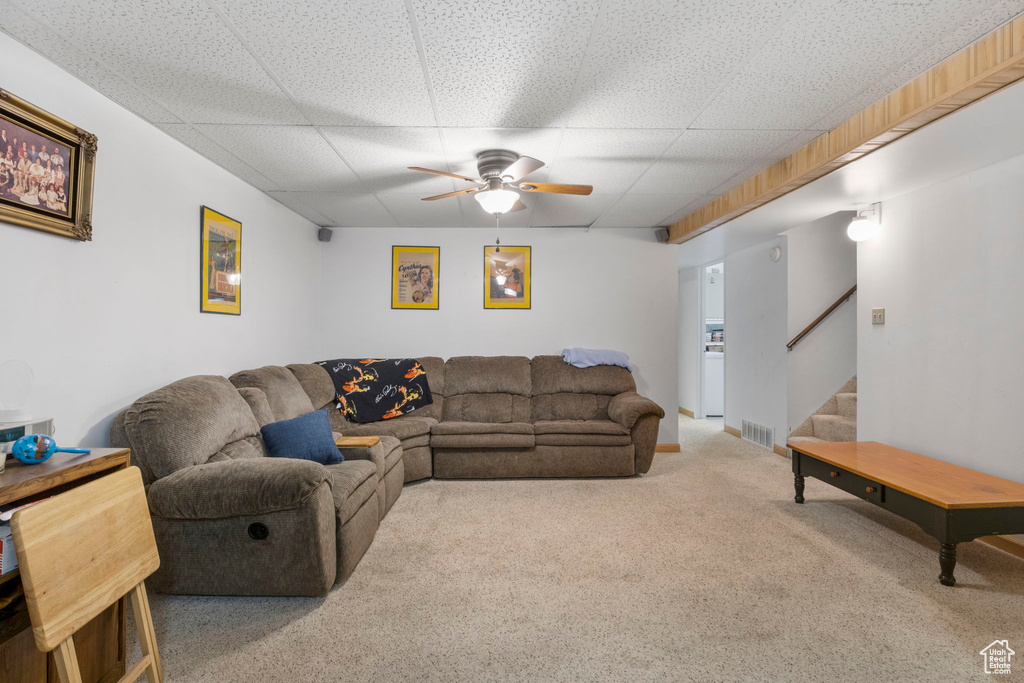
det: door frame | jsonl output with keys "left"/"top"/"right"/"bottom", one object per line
{"left": 696, "top": 259, "right": 725, "bottom": 420}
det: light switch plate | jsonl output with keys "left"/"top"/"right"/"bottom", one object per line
{"left": 872, "top": 308, "right": 885, "bottom": 324}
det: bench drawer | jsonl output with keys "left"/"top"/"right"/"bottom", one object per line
{"left": 799, "top": 454, "right": 885, "bottom": 504}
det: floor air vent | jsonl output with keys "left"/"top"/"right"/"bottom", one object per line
{"left": 741, "top": 420, "right": 775, "bottom": 450}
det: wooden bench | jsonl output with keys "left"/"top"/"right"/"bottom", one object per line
{"left": 788, "top": 441, "right": 1024, "bottom": 586}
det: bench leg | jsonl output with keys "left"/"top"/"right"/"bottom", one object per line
{"left": 939, "top": 543, "right": 957, "bottom": 586}
{"left": 794, "top": 474, "right": 805, "bottom": 504}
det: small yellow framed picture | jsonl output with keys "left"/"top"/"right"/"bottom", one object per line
{"left": 200, "top": 206, "right": 241, "bottom": 315}
{"left": 392, "top": 245, "right": 439, "bottom": 309}
{"left": 484, "top": 245, "right": 531, "bottom": 309}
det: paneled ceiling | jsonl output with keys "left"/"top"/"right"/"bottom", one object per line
{"left": 3, "top": 0, "right": 1022, "bottom": 229}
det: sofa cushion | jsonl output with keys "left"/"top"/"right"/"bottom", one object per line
{"left": 530, "top": 355, "right": 635, "bottom": 395}
{"left": 531, "top": 393, "right": 613, "bottom": 421}
{"left": 261, "top": 410, "right": 343, "bottom": 465}
{"left": 237, "top": 387, "right": 275, "bottom": 426}
{"left": 444, "top": 356, "right": 531, "bottom": 396}
{"left": 121, "top": 375, "right": 264, "bottom": 484}
{"left": 325, "top": 460, "right": 378, "bottom": 524}
{"left": 533, "top": 419, "right": 631, "bottom": 446}
{"left": 442, "top": 393, "right": 531, "bottom": 423}
{"left": 287, "top": 363, "right": 336, "bottom": 410}
{"left": 430, "top": 423, "right": 534, "bottom": 448}
{"left": 331, "top": 414, "right": 433, "bottom": 441}
{"left": 410, "top": 356, "right": 445, "bottom": 420}
{"left": 230, "top": 366, "right": 315, "bottom": 422}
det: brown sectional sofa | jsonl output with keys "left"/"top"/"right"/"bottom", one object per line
{"left": 111, "top": 354, "right": 664, "bottom": 596}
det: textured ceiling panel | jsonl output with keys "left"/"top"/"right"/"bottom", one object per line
{"left": 634, "top": 129, "right": 802, "bottom": 195}
{"left": 692, "top": 0, "right": 1003, "bottom": 131}
{"left": 547, "top": 128, "right": 679, "bottom": 193}
{"left": 378, "top": 193, "right": 465, "bottom": 228}
{"left": 323, "top": 127, "right": 455, "bottom": 194}
{"left": 590, "top": 193, "right": 702, "bottom": 229}
{"left": 267, "top": 191, "right": 332, "bottom": 225}
{"left": 441, "top": 128, "right": 563, "bottom": 180}
{"left": 196, "top": 125, "right": 361, "bottom": 192}
{"left": 411, "top": 0, "right": 602, "bottom": 127}
{"left": 217, "top": 0, "right": 436, "bottom": 126}
{"left": 157, "top": 124, "right": 281, "bottom": 191}
{"left": 567, "top": 0, "right": 800, "bottom": 129}
{"left": 660, "top": 196, "right": 718, "bottom": 226}
{"left": 530, "top": 193, "right": 618, "bottom": 227}
{"left": 15, "top": 0, "right": 306, "bottom": 124}
{"left": 288, "top": 192, "right": 398, "bottom": 227}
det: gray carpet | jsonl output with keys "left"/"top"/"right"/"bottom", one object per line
{"left": 141, "top": 417, "right": 1024, "bottom": 682}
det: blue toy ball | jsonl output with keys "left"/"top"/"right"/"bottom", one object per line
{"left": 11, "top": 434, "right": 90, "bottom": 465}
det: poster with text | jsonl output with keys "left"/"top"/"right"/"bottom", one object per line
{"left": 392, "top": 246, "right": 440, "bottom": 309}
{"left": 200, "top": 206, "right": 242, "bottom": 315}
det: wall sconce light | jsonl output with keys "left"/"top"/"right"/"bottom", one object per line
{"left": 848, "top": 203, "right": 882, "bottom": 242}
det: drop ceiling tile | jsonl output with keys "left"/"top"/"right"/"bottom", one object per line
{"left": 661, "top": 196, "right": 715, "bottom": 225}
{"left": 547, "top": 129, "right": 680, "bottom": 193}
{"left": 705, "top": 129, "right": 824, "bottom": 196}
{"left": 287, "top": 192, "right": 398, "bottom": 227}
{"left": 16, "top": 0, "right": 306, "bottom": 124}
{"left": 632, "top": 129, "right": 801, "bottom": 195}
{"left": 410, "top": 0, "right": 602, "bottom": 127}
{"left": 157, "top": 124, "right": 281, "bottom": 191}
{"left": 196, "top": 125, "right": 361, "bottom": 192}
{"left": 217, "top": 0, "right": 435, "bottom": 126}
{"left": 267, "top": 191, "right": 332, "bottom": 226}
{"left": 458, "top": 193, "right": 537, "bottom": 228}
{"left": 0, "top": 1, "right": 181, "bottom": 123}
{"left": 441, "top": 128, "right": 563, "bottom": 180}
{"left": 691, "top": 0, "right": 1000, "bottom": 131}
{"left": 322, "top": 127, "right": 456, "bottom": 195}
{"left": 529, "top": 193, "right": 618, "bottom": 227}
{"left": 591, "top": 193, "right": 703, "bottom": 229}
{"left": 809, "top": 1, "right": 1024, "bottom": 130}
{"left": 378, "top": 193, "right": 464, "bottom": 228}
{"left": 567, "top": 0, "right": 800, "bottom": 128}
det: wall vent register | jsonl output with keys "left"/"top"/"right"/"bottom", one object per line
{"left": 742, "top": 420, "right": 775, "bottom": 450}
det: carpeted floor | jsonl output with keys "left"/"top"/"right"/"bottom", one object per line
{"left": 141, "top": 417, "right": 1024, "bottom": 681}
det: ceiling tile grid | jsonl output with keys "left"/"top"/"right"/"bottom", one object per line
{"left": 3, "top": 0, "right": 1022, "bottom": 229}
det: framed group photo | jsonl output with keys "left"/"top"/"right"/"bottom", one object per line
{"left": 0, "top": 88, "right": 97, "bottom": 241}
{"left": 200, "top": 206, "right": 242, "bottom": 315}
{"left": 392, "top": 245, "right": 439, "bottom": 309}
{"left": 484, "top": 245, "right": 531, "bottom": 309}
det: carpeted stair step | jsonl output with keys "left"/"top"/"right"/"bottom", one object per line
{"left": 787, "top": 436, "right": 824, "bottom": 445}
{"left": 836, "top": 392, "right": 857, "bottom": 418}
{"left": 810, "top": 414, "right": 856, "bottom": 442}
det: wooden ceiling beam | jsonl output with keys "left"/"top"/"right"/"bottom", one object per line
{"left": 668, "top": 15, "right": 1024, "bottom": 244}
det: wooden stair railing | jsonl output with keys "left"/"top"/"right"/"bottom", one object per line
{"left": 787, "top": 285, "right": 857, "bottom": 350}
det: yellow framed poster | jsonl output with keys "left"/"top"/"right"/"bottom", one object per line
{"left": 200, "top": 205, "right": 241, "bottom": 315}
{"left": 484, "top": 245, "right": 530, "bottom": 309}
{"left": 392, "top": 245, "right": 439, "bottom": 309}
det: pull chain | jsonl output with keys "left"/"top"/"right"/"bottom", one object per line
{"left": 495, "top": 213, "right": 501, "bottom": 252}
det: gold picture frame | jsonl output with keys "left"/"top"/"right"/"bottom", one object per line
{"left": 484, "top": 245, "right": 531, "bottom": 309}
{"left": 392, "top": 245, "right": 439, "bottom": 309}
{"left": 200, "top": 206, "right": 242, "bottom": 315}
{"left": 0, "top": 88, "right": 97, "bottom": 241}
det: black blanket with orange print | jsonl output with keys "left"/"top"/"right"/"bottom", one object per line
{"left": 317, "top": 358, "right": 433, "bottom": 424}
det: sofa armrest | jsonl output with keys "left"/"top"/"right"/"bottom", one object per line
{"left": 147, "top": 458, "right": 332, "bottom": 520}
{"left": 608, "top": 392, "right": 665, "bottom": 429}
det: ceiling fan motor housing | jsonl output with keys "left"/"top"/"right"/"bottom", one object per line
{"left": 477, "top": 149, "right": 520, "bottom": 180}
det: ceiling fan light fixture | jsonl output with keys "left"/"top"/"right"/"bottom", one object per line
{"left": 475, "top": 187, "right": 519, "bottom": 215}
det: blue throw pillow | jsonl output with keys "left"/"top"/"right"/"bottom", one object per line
{"left": 260, "top": 410, "right": 343, "bottom": 465}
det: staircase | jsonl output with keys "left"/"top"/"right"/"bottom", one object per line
{"left": 788, "top": 377, "right": 856, "bottom": 444}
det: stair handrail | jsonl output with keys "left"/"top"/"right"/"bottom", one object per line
{"left": 787, "top": 285, "right": 857, "bottom": 350}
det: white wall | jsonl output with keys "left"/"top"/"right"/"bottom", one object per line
{"left": 858, "top": 150, "right": 1024, "bottom": 482}
{"left": 0, "top": 33, "right": 321, "bottom": 445}
{"left": 724, "top": 237, "right": 788, "bottom": 447}
{"left": 786, "top": 212, "right": 857, "bottom": 431}
{"left": 320, "top": 227, "right": 680, "bottom": 444}
{"left": 678, "top": 267, "right": 698, "bottom": 413}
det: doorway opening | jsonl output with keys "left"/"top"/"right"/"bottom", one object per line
{"left": 700, "top": 262, "right": 724, "bottom": 419}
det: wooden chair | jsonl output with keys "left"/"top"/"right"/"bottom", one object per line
{"left": 11, "top": 466, "right": 163, "bottom": 683}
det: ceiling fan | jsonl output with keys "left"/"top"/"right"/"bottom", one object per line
{"left": 409, "top": 149, "right": 592, "bottom": 215}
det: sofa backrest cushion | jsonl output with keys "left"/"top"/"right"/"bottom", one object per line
{"left": 410, "top": 356, "right": 445, "bottom": 420}
{"left": 287, "top": 363, "right": 336, "bottom": 410}
{"left": 118, "top": 375, "right": 265, "bottom": 484}
{"left": 230, "top": 366, "right": 315, "bottom": 423}
{"left": 237, "top": 386, "right": 275, "bottom": 427}
{"left": 529, "top": 355, "right": 636, "bottom": 421}
{"left": 443, "top": 356, "right": 531, "bottom": 423}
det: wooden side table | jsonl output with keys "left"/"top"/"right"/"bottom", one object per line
{"left": 0, "top": 448, "right": 130, "bottom": 683}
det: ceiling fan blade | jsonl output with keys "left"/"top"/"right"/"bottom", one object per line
{"left": 508, "top": 198, "right": 528, "bottom": 212}
{"left": 421, "top": 187, "right": 479, "bottom": 201}
{"left": 408, "top": 166, "right": 480, "bottom": 183}
{"left": 518, "top": 183, "right": 593, "bottom": 196}
{"left": 500, "top": 155, "right": 545, "bottom": 182}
